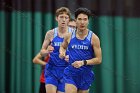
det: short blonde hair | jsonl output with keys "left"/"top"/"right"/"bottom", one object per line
{"left": 56, "top": 7, "right": 71, "bottom": 18}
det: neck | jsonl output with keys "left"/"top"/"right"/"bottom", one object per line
{"left": 58, "top": 26, "right": 68, "bottom": 33}
{"left": 77, "top": 29, "right": 88, "bottom": 36}
{"left": 76, "top": 29, "right": 88, "bottom": 39}
{"left": 58, "top": 26, "right": 68, "bottom": 38}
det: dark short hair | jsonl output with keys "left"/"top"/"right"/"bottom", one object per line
{"left": 69, "top": 18, "right": 75, "bottom": 22}
{"left": 74, "top": 8, "right": 91, "bottom": 19}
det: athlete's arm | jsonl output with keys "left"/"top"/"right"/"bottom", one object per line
{"left": 59, "top": 33, "right": 71, "bottom": 59}
{"left": 86, "top": 33, "right": 102, "bottom": 65}
{"left": 33, "top": 53, "right": 47, "bottom": 65}
{"left": 40, "top": 30, "right": 54, "bottom": 57}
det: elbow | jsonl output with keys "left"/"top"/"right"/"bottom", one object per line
{"left": 98, "top": 60, "right": 102, "bottom": 64}
{"left": 98, "top": 58, "right": 102, "bottom": 64}
{"left": 32, "top": 58, "right": 37, "bottom": 64}
{"left": 97, "top": 58, "right": 102, "bottom": 64}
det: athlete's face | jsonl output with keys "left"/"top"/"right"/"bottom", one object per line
{"left": 68, "top": 21, "right": 76, "bottom": 29}
{"left": 76, "top": 13, "right": 89, "bottom": 31}
{"left": 56, "top": 13, "right": 70, "bottom": 28}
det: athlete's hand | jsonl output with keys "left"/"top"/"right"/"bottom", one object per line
{"left": 59, "top": 52, "right": 66, "bottom": 59}
{"left": 47, "top": 45, "right": 54, "bottom": 53}
{"left": 64, "top": 55, "right": 69, "bottom": 62}
{"left": 40, "top": 45, "right": 54, "bottom": 57}
{"left": 72, "top": 60, "right": 84, "bottom": 68}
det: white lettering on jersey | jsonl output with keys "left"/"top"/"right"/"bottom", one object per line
{"left": 71, "top": 45, "right": 88, "bottom": 50}
{"left": 54, "top": 42, "right": 62, "bottom": 46}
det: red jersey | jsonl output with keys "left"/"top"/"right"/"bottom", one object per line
{"left": 40, "top": 55, "right": 50, "bottom": 83}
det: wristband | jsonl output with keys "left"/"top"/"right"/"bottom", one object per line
{"left": 83, "top": 60, "right": 87, "bottom": 66}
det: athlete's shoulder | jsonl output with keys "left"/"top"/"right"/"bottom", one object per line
{"left": 47, "top": 29, "right": 54, "bottom": 34}
{"left": 88, "top": 30, "right": 98, "bottom": 39}
{"left": 91, "top": 32, "right": 100, "bottom": 46}
{"left": 92, "top": 33, "right": 99, "bottom": 40}
{"left": 45, "top": 28, "right": 55, "bottom": 37}
{"left": 44, "top": 28, "right": 55, "bottom": 41}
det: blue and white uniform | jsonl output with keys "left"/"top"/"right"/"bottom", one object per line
{"left": 45, "top": 27, "right": 74, "bottom": 92}
{"left": 63, "top": 30, "right": 95, "bottom": 90}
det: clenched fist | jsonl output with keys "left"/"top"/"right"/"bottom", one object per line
{"left": 40, "top": 45, "right": 54, "bottom": 57}
{"left": 72, "top": 60, "right": 84, "bottom": 68}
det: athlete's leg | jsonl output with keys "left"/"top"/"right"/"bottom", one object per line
{"left": 45, "top": 84, "right": 57, "bottom": 93}
{"left": 57, "top": 91, "right": 64, "bottom": 93}
{"left": 78, "top": 89, "right": 89, "bottom": 93}
{"left": 65, "top": 83, "right": 77, "bottom": 93}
